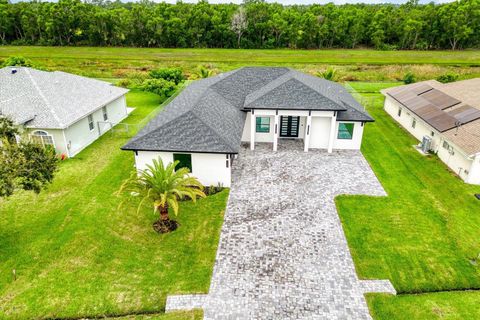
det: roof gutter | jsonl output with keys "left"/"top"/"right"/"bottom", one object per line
{"left": 121, "top": 147, "right": 239, "bottom": 155}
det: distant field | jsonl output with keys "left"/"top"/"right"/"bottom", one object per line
{"left": 2, "top": 46, "right": 480, "bottom": 81}
{"left": 3, "top": 47, "right": 480, "bottom": 65}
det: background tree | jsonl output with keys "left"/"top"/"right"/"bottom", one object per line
{"left": 0, "top": 0, "right": 479, "bottom": 49}
{"left": 230, "top": 6, "right": 247, "bottom": 48}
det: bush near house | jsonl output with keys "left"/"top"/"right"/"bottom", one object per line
{"left": 149, "top": 67, "right": 185, "bottom": 84}
{"left": 136, "top": 78, "right": 177, "bottom": 98}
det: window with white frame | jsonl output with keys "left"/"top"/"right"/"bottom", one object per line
{"left": 31, "top": 130, "right": 54, "bottom": 147}
{"left": 398, "top": 108, "right": 402, "bottom": 117}
{"left": 88, "top": 114, "right": 94, "bottom": 131}
{"left": 102, "top": 106, "right": 108, "bottom": 121}
{"left": 411, "top": 118, "right": 416, "bottom": 129}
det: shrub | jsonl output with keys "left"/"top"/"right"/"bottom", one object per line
{"left": 317, "top": 68, "right": 337, "bottom": 81}
{"left": 403, "top": 72, "right": 416, "bottom": 84}
{"left": 149, "top": 67, "right": 185, "bottom": 85}
{"left": 136, "top": 78, "right": 177, "bottom": 98}
{"left": 2, "top": 56, "right": 34, "bottom": 67}
{"left": 437, "top": 73, "right": 459, "bottom": 83}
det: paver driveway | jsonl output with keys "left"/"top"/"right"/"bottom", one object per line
{"left": 167, "top": 141, "right": 395, "bottom": 319}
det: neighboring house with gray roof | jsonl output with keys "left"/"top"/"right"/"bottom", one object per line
{"left": 123, "top": 67, "right": 373, "bottom": 187}
{"left": 382, "top": 78, "right": 480, "bottom": 185}
{"left": 0, "top": 67, "right": 129, "bottom": 157}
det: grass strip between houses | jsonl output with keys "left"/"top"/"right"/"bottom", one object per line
{"left": 336, "top": 82, "right": 480, "bottom": 319}
{"left": 0, "top": 89, "right": 227, "bottom": 319}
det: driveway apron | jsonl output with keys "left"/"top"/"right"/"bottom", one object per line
{"left": 167, "top": 142, "right": 395, "bottom": 319}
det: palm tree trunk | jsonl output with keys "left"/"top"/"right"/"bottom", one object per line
{"left": 158, "top": 204, "right": 169, "bottom": 221}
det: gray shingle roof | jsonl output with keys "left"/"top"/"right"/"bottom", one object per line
{"left": 0, "top": 67, "right": 128, "bottom": 129}
{"left": 123, "top": 67, "right": 372, "bottom": 153}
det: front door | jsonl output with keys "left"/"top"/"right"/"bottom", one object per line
{"left": 280, "top": 116, "right": 300, "bottom": 138}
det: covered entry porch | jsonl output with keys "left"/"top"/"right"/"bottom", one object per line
{"left": 244, "top": 109, "right": 338, "bottom": 153}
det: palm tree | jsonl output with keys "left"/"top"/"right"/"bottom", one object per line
{"left": 118, "top": 158, "right": 206, "bottom": 233}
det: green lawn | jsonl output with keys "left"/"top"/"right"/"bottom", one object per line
{"left": 0, "top": 90, "right": 227, "bottom": 319}
{"left": 336, "top": 82, "right": 480, "bottom": 318}
{"left": 2, "top": 47, "right": 480, "bottom": 81}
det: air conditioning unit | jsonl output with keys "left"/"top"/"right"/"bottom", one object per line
{"left": 421, "top": 135, "right": 432, "bottom": 153}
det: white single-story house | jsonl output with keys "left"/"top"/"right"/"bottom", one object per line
{"left": 0, "top": 66, "right": 129, "bottom": 157}
{"left": 382, "top": 79, "right": 480, "bottom": 185}
{"left": 122, "top": 67, "right": 373, "bottom": 187}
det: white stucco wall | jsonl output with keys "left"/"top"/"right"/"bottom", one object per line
{"left": 384, "top": 96, "right": 479, "bottom": 184}
{"left": 135, "top": 151, "right": 232, "bottom": 187}
{"left": 242, "top": 110, "right": 364, "bottom": 151}
{"left": 309, "top": 117, "right": 331, "bottom": 149}
{"left": 384, "top": 97, "right": 441, "bottom": 149}
{"left": 467, "top": 154, "right": 480, "bottom": 185}
{"left": 64, "top": 95, "right": 128, "bottom": 157}
{"left": 333, "top": 122, "right": 365, "bottom": 150}
{"left": 437, "top": 141, "right": 474, "bottom": 182}
{"left": 26, "top": 128, "right": 68, "bottom": 155}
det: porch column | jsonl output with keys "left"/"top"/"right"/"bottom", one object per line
{"left": 250, "top": 110, "right": 255, "bottom": 150}
{"left": 273, "top": 113, "right": 279, "bottom": 151}
{"left": 327, "top": 112, "right": 337, "bottom": 153}
{"left": 304, "top": 114, "right": 312, "bottom": 152}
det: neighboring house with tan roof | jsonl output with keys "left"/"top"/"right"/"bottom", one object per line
{"left": 0, "top": 66, "right": 129, "bottom": 157}
{"left": 382, "top": 78, "right": 480, "bottom": 185}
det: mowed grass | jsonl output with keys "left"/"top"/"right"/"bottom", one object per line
{"left": 0, "top": 90, "right": 228, "bottom": 319}
{"left": 336, "top": 82, "right": 480, "bottom": 318}
{"left": 2, "top": 47, "right": 480, "bottom": 81}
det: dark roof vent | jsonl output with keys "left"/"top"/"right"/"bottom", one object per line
{"left": 475, "top": 194, "right": 480, "bottom": 200}
{"left": 11, "top": 68, "right": 17, "bottom": 74}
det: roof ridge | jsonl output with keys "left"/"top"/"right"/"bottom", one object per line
{"left": 244, "top": 70, "right": 294, "bottom": 107}
{"left": 190, "top": 110, "right": 236, "bottom": 152}
{"left": 291, "top": 72, "right": 348, "bottom": 111}
{"left": 25, "top": 68, "right": 64, "bottom": 128}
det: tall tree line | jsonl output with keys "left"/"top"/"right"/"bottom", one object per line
{"left": 0, "top": 0, "right": 479, "bottom": 50}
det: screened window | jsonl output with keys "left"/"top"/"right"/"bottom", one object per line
{"left": 31, "top": 130, "right": 54, "bottom": 147}
{"left": 337, "top": 123, "right": 354, "bottom": 140}
{"left": 256, "top": 117, "right": 270, "bottom": 133}
{"left": 412, "top": 118, "right": 416, "bottom": 129}
{"left": 173, "top": 153, "right": 192, "bottom": 173}
{"left": 398, "top": 108, "right": 402, "bottom": 117}
{"left": 88, "top": 114, "right": 94, "bottom": 131}
{"left": 102, "top": 106, "right": 108, "bottom": 121}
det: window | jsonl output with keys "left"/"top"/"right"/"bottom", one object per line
{"left": 431, "top": 131, "right": 435, "bottom": 137}
{"left": 398, "top": 108, "right": 402, "bottom": 117}
{"left": 173, "top": 153, "right": 192, "bottom": 172}
{"left": 102, "top": 106, "right": 108, "bottom": 121}
{"left": 337, "top": 123, "right": 354, "bottom": 140}
{"left": 412, "top": 118, "right": 416, "bottom": 129}
{"left": 88, "top": 114, "right": 94, "bottom": 131}
{"left": 443, "top": 141, "right": 450, "bottom": 150}
{"left": 256, "top": 117, "right": 270, "bottom": 133}
{"left": 31, "top": 130, "right": 54, "bottom": 147}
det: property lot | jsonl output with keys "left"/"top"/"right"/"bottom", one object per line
{"left": 169, "top": 141, "right": 392, "bottom": 319}
{"left": 337, "top": 82, "right": 480, "bottom": 319}
{"left": 0, "top": 90, "right": 227, "bottom": 319}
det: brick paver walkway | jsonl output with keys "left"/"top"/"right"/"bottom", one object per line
{"left": 167, "top": 141, "right": 395, "bottom": 319}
